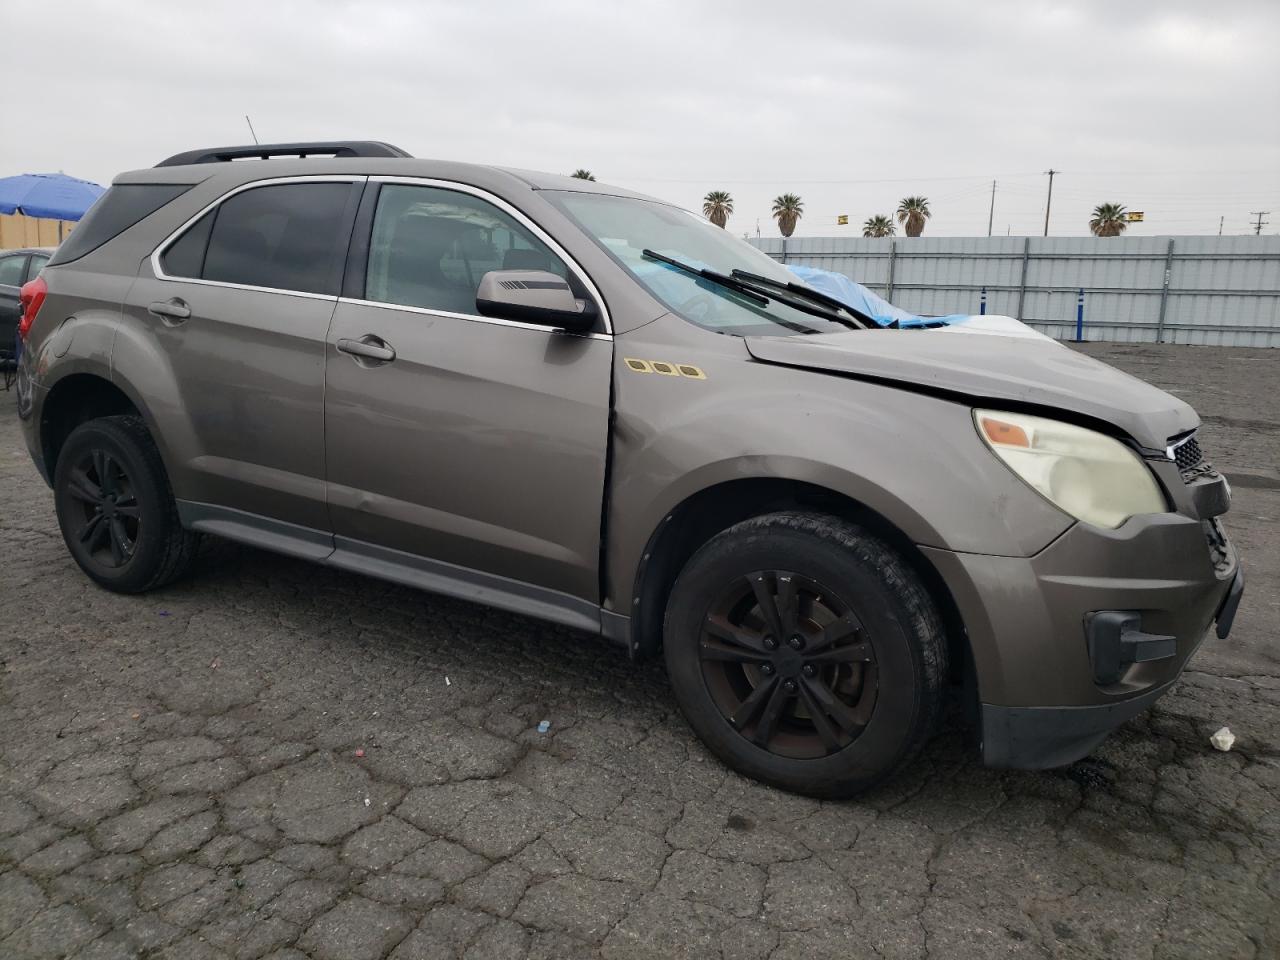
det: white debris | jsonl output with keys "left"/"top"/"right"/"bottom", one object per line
{"left": 1210, "top": 726, "right": 1236, "bottom": 752}
{"left": 363, "top": 796, "right": 371, "bottom": 807}
{"left": 536, "top": 720, "right": 550, "bottom": 734}
{"left": 445, "top": 676, "right": 452, "bottom": 687}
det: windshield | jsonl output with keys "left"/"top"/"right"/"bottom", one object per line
{"left": 544, "top": 191, "right": 856, "bottom": 336}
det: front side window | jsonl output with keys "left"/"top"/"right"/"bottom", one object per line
{"left": 0, "top": 255, "right": 25, "bottom": 287}
{"left": 161, "top": 182, "right": 354, "bottom": 296}
{"left": 365, "top": 184, "right": 568, "bottom": 315}
{"left": 545, "top": 191, "right": 856, "bottom": 337}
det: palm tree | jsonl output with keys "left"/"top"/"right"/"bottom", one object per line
{"left": 862, "top": 215, "right": 895, "bottom": 238}
{"left": 1089, "top": 203, "right": 1128, "bottom": 237}
{"left": 772, "top": 194, "right": 804, "bottom": 238}
{"left": 570, "top": 169, "right": 596, "bottom": 181}
{"left": 896, "top": 196, "right": 931, "bottom": 237}
{"left": 702, "top": 190, "right": 734, "bottom": 228}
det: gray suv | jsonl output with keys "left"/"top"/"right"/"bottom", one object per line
{"left": 15, "top": 141, "right": 1243, "bottom": 797}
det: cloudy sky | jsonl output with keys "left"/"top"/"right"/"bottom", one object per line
{"left": 9, "top": 0, "right": 1279, "bottom": 237}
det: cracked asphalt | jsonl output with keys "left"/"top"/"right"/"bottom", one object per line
{"left": 1, "top": 342, "right": 1278, "bottom": 960}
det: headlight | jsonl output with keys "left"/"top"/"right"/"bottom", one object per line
{"left": 974, "top": 410, "right": 1166, "bottom": 529}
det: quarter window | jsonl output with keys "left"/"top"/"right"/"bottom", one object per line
{"left": 162, "top": 182, "right": 354, "bottom": 296}
{"left": 365, "top": 184, "right": 568, "bottom": 315}
{"left": 25, "top": 254, "right": 49, "bottom": 282}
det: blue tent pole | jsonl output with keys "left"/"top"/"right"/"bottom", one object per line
{"left": 1075, "top": 288, "right": 1084, "bottom": 342}
{"left": 979, "top": 286, "right": 987, "bottom": 315}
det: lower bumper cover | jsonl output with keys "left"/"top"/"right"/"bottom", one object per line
{"left": 980, "top": 679, "right": 1173, "bottom": 769}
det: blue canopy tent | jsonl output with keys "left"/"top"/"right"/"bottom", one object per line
{"left": 0, "top": 172, "right": 105, "bottom": 222}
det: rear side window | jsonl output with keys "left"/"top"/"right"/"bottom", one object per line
{"left": 47, "top": 184, "right": 191, "bottom": 266}
{"left": 0, "top": 255, "right": 24, "bottom": 287}
{"left": 163, "top": 182, "right": 353, "bottom": 296}
{"left": 25, "top": 254, "right": 49, "bottom": 282}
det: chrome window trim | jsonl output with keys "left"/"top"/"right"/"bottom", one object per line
{"left": 363, "top": 175, "right": 612, "bottom": 335}
{"left": 336, "top": 295, "right": 611, "bottom": 341}
{"left": 148, "top": 174, "right": 368, "bottom": 302}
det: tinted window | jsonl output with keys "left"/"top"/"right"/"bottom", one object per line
{"left": 202, "top": 183, "right": 352, "bottom": 295}
{"left": 25, "top": 254, "right": 49, "bottom": 283}
{"left": 0, "top": 255, "right": 24, "bottom": 287}
{"left": 160, "top": 211, "right": 215, "bottom": 279}
{"left": 365, "top": 184, "right": 567, "bottom": 314}
{"left": 47, "top": 184, "right": 191, "bottom": 266}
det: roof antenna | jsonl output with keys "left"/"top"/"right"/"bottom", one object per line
{"left": 244, "top": 115, "right": 260, "bottom": 145}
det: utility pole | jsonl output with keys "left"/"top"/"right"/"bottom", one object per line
{"left": 1043, "top": 169, "right": 1058, "bottom": 237}
{"left": 1218, "top": 216, "right": 1224, "bottom": 236}
{"left": 987, "top": 180, "right": 996, "bottom": 237}
{"left": 1250, "top": 211, "right": 1271, "bottom": 235}
{"left": 245, "top": 115, "right": 260, "bottom": 145}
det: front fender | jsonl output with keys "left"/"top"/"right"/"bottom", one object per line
{"left": 606, "top": 315, "right": 1072, "bottom": 610}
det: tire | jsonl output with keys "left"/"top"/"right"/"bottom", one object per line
{"left": 663, "top": 511, "right": 947, "bottom": 798}
{"left": 53, "top": 415, "right": 199, "bottom": 594}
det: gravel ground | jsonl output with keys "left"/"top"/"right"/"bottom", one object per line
{"left": 1, "top": 342, "right": 1277, "bottom": 960}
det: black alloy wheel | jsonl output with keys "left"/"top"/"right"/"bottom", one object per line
{"left": 700, "top": 570, "right": 878, "bottom": 760}
{"left": 53, "top": 416, "right": 200, "bottom": 593}
{"left": 664, "top": 512, "right": 947, "bottom": 798}
{"left": 64, "top": 448, "right": 140, "bottom": 568}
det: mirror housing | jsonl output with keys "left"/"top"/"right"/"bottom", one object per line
{"left": 475, "top": 270, "right": 598, "bottom": 332}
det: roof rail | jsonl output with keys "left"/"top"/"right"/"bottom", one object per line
{"left": 154, "top": 141, "right": 412, "bottom": 168}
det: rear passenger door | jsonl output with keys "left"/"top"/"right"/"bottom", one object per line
{"left": 122, "top": 177, "right": 363, "bottom": 535}
{"left": 322, "top": 179, "right": 613, "bottom": 609}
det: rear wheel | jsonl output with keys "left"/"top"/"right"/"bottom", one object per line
{"left": 53, "top": 415, "right": 199, "bottom": 593}
{"left": 664, "top": 512, "right": 947, "bottom": 798}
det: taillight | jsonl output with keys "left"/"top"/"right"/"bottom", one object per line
{"left": 18, "top": 276, "right": 47, "bottom": 341}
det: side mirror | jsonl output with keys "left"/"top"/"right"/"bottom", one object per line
{"left": 475, "top": 270, "right": 598, "bottom": 332}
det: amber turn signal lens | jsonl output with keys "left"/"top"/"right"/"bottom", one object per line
{"left": 980, "top": 417, "right": 1030, "bottom": 448}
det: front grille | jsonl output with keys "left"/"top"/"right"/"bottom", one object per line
{"left": 1170, "top": 434, "right": 1203, "bottom": 472}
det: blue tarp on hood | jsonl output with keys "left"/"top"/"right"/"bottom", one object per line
{"left": 786, "top": 264, "right": 971, "bottom": 328}
{"left": 0, "top": 173, "right": 106, "bottom": 221}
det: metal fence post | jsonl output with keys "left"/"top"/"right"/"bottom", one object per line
{"left": 886, "top": 240, "right": 897, "bottom": 300}
{"left": 1016, "top": 237, "right": 1031, "bottom": 322}
{"left": 980, "top": 286, "right": 987, "bottom": 315}
{"left": 1075, "top": 288, "right": 1085, "bottom": 341}
{"left": 1156, "top": 238, "right": 1175, "bottom": 344}
{"left": 780, "top": 237, "right": 788, "bottom": 264}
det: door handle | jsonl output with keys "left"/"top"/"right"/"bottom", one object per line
{"left": 336, "top": 335, "right": 396, "bottom": 364}
{"left": 148, "top": 298, "right": 191, "bottom": 321}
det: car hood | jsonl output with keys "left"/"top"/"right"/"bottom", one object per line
{"left": 744, "top": 328, "right": 1197, "bottom": 450}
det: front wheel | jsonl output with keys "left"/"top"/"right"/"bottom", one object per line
{"left": 664, "top": 512, "right": 948, "bottom": 798}
{"left": 53, "top": 415, "right": 199, "bottom": 594}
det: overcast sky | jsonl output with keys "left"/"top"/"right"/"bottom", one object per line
{"left": 8, "top": 0, "right": 1279, "bottom": 237}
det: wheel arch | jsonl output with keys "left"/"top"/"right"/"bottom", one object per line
{"left": 39, "top": 371, "right": 144, "bottom": 481}
{"left": 626, "top": 476, "right": 974, "bottom": 703}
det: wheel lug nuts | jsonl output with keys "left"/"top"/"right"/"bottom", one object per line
{"left": 783, "top": 680, "right": 797, "bottom": 692}
{"left": 763, "top": 636, "right": 778, "bottom": 650}
{"left": 788, "top": 636, "right": 804, "bottom": 650}
{"left": 803, "top": 664, "right": 816, "bottom": 677}
{"left": 761, "top": 664, "right": 775, "bottom": 676}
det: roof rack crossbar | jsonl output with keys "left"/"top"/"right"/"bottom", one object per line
{"left": 155, "top": 141, "right": 412, "bottom": 167}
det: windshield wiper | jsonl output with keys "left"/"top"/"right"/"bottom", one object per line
{"left": 641, "top": 250, "right": 769, "bottom": 305}
{"left": 641, "top": 250, "right": 857, "bottom": 332}
{"left": 730, "top": 270, "right": 875, "bottom": 328}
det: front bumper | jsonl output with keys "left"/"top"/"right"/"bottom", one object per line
{"left": 981, "top": 567, "right": 1243, "bottom": 769}
{"left": 922, "top": 496, "right": 1241, "bottom": 770}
